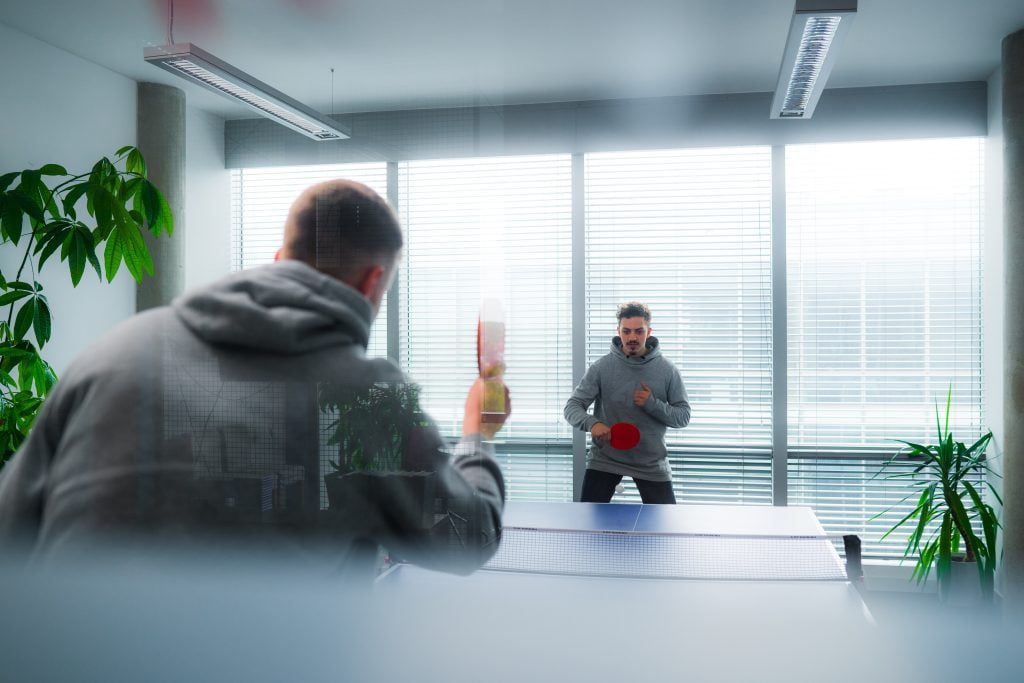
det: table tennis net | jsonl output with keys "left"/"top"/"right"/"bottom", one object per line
{"left": 483, "top": 527, "right": 859, "bottom": 582}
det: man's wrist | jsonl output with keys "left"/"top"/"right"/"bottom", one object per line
{"left": 454, "top": 434, "right": 486, "bottom": 454}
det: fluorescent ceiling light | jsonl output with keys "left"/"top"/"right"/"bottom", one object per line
{"left": 770, "top": 0, "right": 857, "bottom": 119}
{"left": 144, "top": 43, "right": 348, "bottom": 141}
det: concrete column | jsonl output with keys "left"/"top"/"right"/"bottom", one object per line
{"left": 1003, "top": 27, "right": 1024, "bottom": 606}
{"left": 136, "top": 82, "right": 185, "bottom": 311}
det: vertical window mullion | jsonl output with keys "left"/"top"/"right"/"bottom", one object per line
{"left": 571, "top": 152, "right": 587, "bottom": 500}
{"left": 387, "top": 161, "right": 400, "bottom": 365}
{"left": 771, "top": 144, "right": 787, "bottom": 506}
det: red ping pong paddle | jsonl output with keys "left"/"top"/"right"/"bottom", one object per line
{"left": 609, "top": 422, "right": 640, "bottom": 450}
{"left": 476, "top": 299, "right": 505, "bottom": 377}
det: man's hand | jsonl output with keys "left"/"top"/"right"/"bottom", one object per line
{"left": 590, "top": 422, "right": 611, "bottom": 443}
{"left": 633, "top": 382, "right": 652, "bottom": 407}
{"left": 464, "top": 377, "right": 511, "bottom": 440}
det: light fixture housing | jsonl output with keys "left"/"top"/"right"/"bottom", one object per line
{"left": 144, "top": 43, "right": 348, "bottom": 141}
{"left": 770, "top": 0, "right": 857, "bottom": 119}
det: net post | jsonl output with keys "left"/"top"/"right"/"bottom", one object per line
{"left": 842, "top": 535, "right": 864, "bottom": 584}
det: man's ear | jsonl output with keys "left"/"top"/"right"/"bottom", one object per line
{"left": 353, "top": 264, "right": 386, "bottom": 301}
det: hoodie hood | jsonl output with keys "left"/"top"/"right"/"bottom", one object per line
{"left": 611, "top": 335, "right": 662, "bottom": 364}
{"left": 174, "top": 260, "right": 374, "bottom": 354}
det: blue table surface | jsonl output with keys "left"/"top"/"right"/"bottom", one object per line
{"left": 501, "top": 501, "right": 826, "bottom": 536}
{"left": 378, "top": 502, "right": 871, "bottom": 629}
{"left": 502, "top": 501, "right": 642, "bottom": 531}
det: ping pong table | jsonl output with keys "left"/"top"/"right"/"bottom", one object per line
{"left": 0, "top": 503, "right": 905, "bottom": 682}
{"left": 379, "top": 501, "right": 873, "bottom": 625}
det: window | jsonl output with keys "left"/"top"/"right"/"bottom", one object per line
{"left": 230, "top": 164, "right": 390, "bottom": 357}
{"left": 398, "top": 155, "right": 574, "bottom": 499}
{"left": 229, "top": 136, "right": 988, "bottom": 556}
{"left": 785, "top": 138, "right": 985, "bottom": 557}
{"left": 585, "top": 148, "right": 774, "bottom": 504}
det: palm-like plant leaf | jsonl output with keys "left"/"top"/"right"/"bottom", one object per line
{"left": 876, "top": 385, "right": 999, "bottom": 602}
{"left": 1, "top": 147, "right": 172, "bottom": 471}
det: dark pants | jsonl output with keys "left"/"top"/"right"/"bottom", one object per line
{"left": 579, "top": 469, "right": 676, "bottom": 504}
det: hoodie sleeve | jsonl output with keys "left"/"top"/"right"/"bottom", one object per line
{"left": 640, "top": 364, "right": 691, "bottom": 429}
{"left": 0, "top": 428, "right": 49, "bottom": 547}
{"left": 0, "top": 375, "right": 71, "bottom": 548}
{"left": 564, "top": 362, "right": 602, "bottom": 432}
{"left": 375, "top": 420, "right": 505, "bottom": 575}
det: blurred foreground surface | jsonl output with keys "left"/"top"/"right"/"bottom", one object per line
{"left": 2, "top": 546, "right": 1023, "bottom": 683}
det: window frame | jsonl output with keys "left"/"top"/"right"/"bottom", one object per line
{"left": 229, "top": 136, "right": 988, "bottom": 560}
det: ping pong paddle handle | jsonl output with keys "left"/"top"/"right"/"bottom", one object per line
{"left": 481, "top": 379, "right": 507, "bottom": 423}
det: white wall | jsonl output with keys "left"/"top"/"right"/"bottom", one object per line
{"left": 1, "top": 20, "right": 232, "bottom": 374}
{"left": 0, "top": 20, "right": 137, "bottom": 376}
{"left": 184, "top": 107, "right": 231, "bottom": 291}
{"left": 226, "top": 82, "right": 988, "bottom": 168}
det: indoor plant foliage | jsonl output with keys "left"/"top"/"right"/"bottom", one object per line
{"left": 878, "top": 388, "right": 1000, "bottom": 602}
{"left": 0, "top": 147, "right": 173, "bottom": 469}
{"left": 319, "top": 381, "right": 429, "bottom": 474}
{"left": 320, "top": 381, "right": 437, "bottom": 529}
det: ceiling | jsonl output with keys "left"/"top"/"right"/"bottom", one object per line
{"left": 2, "top": 0, "right": 1023, "bottom": 119}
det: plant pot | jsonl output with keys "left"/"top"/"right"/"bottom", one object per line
{"left": 325, "top": 471, "right": 437, "bottom": 531}
{"left": 937, "top": 554, "right": 982, "bottom": 607}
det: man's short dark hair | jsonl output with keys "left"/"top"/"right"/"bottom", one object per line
{"left": 285, "top": 180, "right": 403, "bottom": 280}
{"left": 617, "top": 302, "right": 651, "bottom": 325}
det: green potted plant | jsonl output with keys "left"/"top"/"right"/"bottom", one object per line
{"left": 319, "top": 381, "right": 436, "bottom": 529}
{"left": 0, "top": 147, "right": 173, "bottom": 470}
{"left": 876, "top": 387, "right": 1001, "bottom": 605}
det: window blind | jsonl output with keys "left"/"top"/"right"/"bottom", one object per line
{"left": 787, "top": 456, "right": 986, "bottom": 561}
{"left": 230, "top": 163, "right": 391, "bottom": 358}
{"left": 491, "top": 444, "right": 575, "bottom": 501}
{"left": 584, "top": 147, "right": 774, "bottom": 504}
{"left": 398, "top": 155, "right": 574, "bottom": 499}
{"left": 785, "top": 138, "right": 985, "bottom": 557}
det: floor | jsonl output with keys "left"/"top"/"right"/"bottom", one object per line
{"left": 861, "top": 586, "right": 1001, "bottom": 625}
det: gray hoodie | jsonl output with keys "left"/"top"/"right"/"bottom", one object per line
{"left": 0, "top": 260, "right": 504, "bottom": 574}
{"left": 564, "top": 337, "right": 690, "bottom": 481}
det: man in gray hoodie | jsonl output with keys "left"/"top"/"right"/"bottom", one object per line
{"left": 0, "top": 180, "right": 506, "bottom": 575}
{"left": 564, "top": 302, "right": 690, "bottom": 503}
